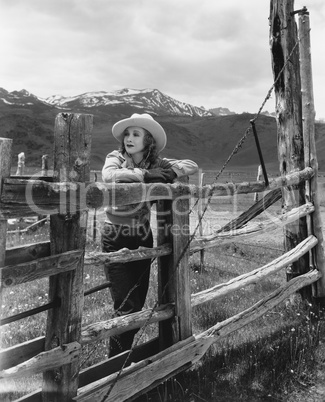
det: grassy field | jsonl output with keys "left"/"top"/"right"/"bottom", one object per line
{"left": 1, "top": 172, "right": 325, "bottom": 401}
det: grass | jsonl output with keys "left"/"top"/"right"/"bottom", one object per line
{"left": 1, "top": 197, "right": 325, "bottom": 401}
{"left": 145, "top": 251, "right": 324, "bottom": 402}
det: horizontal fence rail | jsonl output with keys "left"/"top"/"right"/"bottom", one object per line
{"left": 0, "top": 234, "right": 318, "bottom": 377}
{"left": 0, "top": 167, "right": 314, "bottom": 217}
{"left": 1, "top": 250, "right": 83, "bottom": 287}
{"left": 198, "top": 269, "right": 321, "bottom": 340}
{"left": 2, "top": 201, "right": 314, "bottom": 279}
{"left": 190, "top": 202, "right": 314, "bottom": 252}
{"left": 0, "top": 342, "right": 81, "bottom": 380}
{"left": 5, "top": 241, "right": 51, "bottom": 266}
{"left": 191, "top": 235, "right": 318, "bottom": 306}
{"left": 0, "top": 299, "right": 61, "bottom": 326}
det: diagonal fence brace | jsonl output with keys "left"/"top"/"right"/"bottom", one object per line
{"left": 250, "top": 120, "right": 269, "bottom": 187}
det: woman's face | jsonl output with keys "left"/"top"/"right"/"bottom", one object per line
{"left": 123, "top": 126, "right": 146, "bottom": 158}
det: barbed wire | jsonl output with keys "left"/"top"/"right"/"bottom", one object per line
{"left": 97, "top": 30, "right": 306, "bottom": 402}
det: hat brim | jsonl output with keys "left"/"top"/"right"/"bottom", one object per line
{"left": 112, "top": 115, "right": 167, "bottom": 153}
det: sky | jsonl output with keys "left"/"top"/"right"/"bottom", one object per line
{"left": 1, "top": 0, "right": 325, "bottom": 118}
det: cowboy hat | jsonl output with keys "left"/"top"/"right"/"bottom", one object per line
{"left": 112, "top": 113, "right": 167, "bottom": 153}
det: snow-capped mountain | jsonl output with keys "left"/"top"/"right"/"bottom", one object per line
{"left": 44, "top": 88, "right": 213, "bottom": 118}
{"left": 0, "top": 88, "right": 49, "bottom": 107}
{"left": 0, "top": 87, "right": 216, "bottom": 117}
{"left": 3, "top": 85, "right": 323, "bottom": 172}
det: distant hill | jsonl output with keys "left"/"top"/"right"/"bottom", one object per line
{"left": 0, "top": 87, "right": 324, "bottom": 175}
{"left": 209, "top": 107, "right": 236, "bottom": 116}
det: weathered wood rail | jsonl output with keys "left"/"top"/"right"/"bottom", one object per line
{"left": 0, "top": 166, "right": 314, "bottom": 218}
{"left": 0, "top": 8, "right": 324, "bottom": 401}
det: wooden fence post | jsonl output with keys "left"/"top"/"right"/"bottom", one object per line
{"left": 15, "top": 152, "right": 25, "bottom": 175}
{"left": 42, "top": 113, "right": 93, "bottom": 402}
{"left": 157, "top": 177, "right": 192, "bottom": 350}
{"left": 298, "top": 9, "right": 325, "bottom": 299}
{"left": 269, "top": 0, "right": 310, "bottom": 296}
{"left": 254, "top": 165, "right": 262, "bottom": 203}
{"left": 0, "top": 138, "right": 12, "bottom": 345}
{"left": 198, "top": 172, "right": 205, "bottom": 271}
{"left": 93, "top": 172, "right": 97, "bottom": 241}
{"left": 41, "top": 154, "right": 49, "bottom": 176}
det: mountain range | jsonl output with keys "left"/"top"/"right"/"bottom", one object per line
{"left": 0, "top": 87, "right": 324, "bottom": 175}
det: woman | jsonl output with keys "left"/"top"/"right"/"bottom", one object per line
{"left": 101, "top": 113, "right": 198, "bottom": 357}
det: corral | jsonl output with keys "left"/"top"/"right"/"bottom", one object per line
{"left": 1, "top": 4, "right": 324, "bottom": 402}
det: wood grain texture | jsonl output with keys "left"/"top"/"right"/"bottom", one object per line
{"left": 191, "top": 203, "right": 314, "bottom": 252}
{"left": 42, "top": 113, "right": 92, "bottom": 402}
{"left": 192, "top": 235, "right": 318, "bottom": 306}
{"left": 0, "top": 342, "right": 81, "bottom": 379}
{"left": 270, "top": 0, "right": 310, "bottom": 289}
{"left": 1, "top": 249, "right": 82, "bottom": 287}
{"left": 298, "top": 11, "right": 325, "bottom": 297}
{"left": 0, "top": 167, "right": 314, "bottom": 217}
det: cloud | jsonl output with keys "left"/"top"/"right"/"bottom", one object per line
{"left": 1, "top": 0, "right": 324, "bottom": 116}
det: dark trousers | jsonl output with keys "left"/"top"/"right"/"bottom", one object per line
{"left": 101, "top": 221, "right": 153, "bottom": 357}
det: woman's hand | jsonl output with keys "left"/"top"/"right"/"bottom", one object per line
{"left": 144, "top": 168, "right": 177, "bottom": 183}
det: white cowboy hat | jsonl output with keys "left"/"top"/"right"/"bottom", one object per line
{"left": 112, "top": 113, "right": 167, "bottom": 153}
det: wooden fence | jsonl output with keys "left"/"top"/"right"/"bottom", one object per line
{"left": 1, "top": 9, "right": 324, "bottom": 402}
{"left": 0, "top": 115, "right": 323, "bottom": 401}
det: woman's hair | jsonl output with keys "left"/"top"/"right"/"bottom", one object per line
{"left": 119, "top": 128, "right": 159, "bottom": 165}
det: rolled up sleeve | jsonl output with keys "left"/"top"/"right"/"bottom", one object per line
{"left": 160, "top": 158, "right": 199, "bottom": 178}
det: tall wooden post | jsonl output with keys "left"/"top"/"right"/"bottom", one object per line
{"left": 93, "top": 172, "right": 98, "bottom": 241}
{"left": 42, "top": 113, "right": 93, "bottom": 402}
{"left": 0, "top": 138, "right": 12, "bottom": 345}
{"left": 198, "top": 172, "right": 205, "bottom": 271}
{"left": 173, "top": 191, "right": 192, "bottom": 340}
{"left": 298, "top": 9, "right": 325, "bottom": 298}
{"left": 269, "top": 0, "right": 309, "bottom": 293}
{"left": 157, "top": 178, "right": 192, "bottom": 350}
